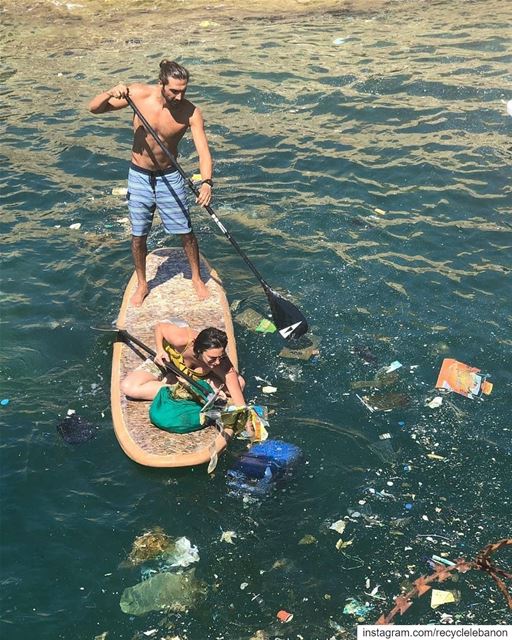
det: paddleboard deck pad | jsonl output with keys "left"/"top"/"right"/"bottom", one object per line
{"left": 111, "top": 247, "right": 237, "bottom": 467}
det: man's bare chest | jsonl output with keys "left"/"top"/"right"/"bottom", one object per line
{"left": 134, "top": 105, "right": 188, "bottom": 140}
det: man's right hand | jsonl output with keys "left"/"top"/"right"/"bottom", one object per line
{"left": 89, "top": 83, "right": 130, "bottom": 114}
{"left": 107, "top": 83, "right": 129, "bottom": 100}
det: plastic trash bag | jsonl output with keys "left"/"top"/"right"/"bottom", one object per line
{"left": 360, "top": 392, "right": 410, "bottom": 412}
{"left": 279, "top": 334, "right": 320, "bottom": 361}
{"left": 343, "top": 597, "right": 373, "bottom": 618}
{"left": 159, "top": 537, "right": 199, "bottom": 569}
{"left": 119, "top": 569, "right": 205, "bottom": 615}
{"left": 368, "top": 439, "right": 397, "bottom": 464}
{"left": 125, "top": 530, "right": 199, "bottom": 569}
{"left": 235, "top": 308, "right": 265, "bottom": 332}
{"left": 255, "top": 318, "right": 277, "bottom": 334}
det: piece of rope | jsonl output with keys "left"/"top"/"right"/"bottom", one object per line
{"left": 375, "top": 538, "right": 511, "bottom": 624}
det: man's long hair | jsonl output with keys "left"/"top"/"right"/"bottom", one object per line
{"left": 159, "top": 59, "right": 190, "bottom": 84}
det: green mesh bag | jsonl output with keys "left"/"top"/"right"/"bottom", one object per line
{"left": 149, "top": 379, "right": 214, "bottom": 434}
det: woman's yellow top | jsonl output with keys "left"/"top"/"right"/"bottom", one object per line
{"left": 163, "top": 337, "right": 209, "bottom": 381}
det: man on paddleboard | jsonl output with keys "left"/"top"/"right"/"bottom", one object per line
{"left": 89, "top": 60, "right": 213, "bottom": 306}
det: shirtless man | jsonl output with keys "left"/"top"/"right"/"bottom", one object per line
{"left": 89, "top": 60, "right": 212, "bottom": 306}
{"left": 121, "top": 323, "right": 246, "bottom": 407}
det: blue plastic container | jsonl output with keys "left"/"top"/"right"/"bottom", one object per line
{"left": 234, "top": 440, "right": 303, "bottom": 480}
{"left": 227, "top": 440, "right": 303, "bottom": 497}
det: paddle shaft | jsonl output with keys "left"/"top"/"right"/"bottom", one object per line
{"left": 117, "top": 328, "right": 209, "bottom": 399}
{"left": 125, "top": 95, "right": 271, "bottom": 291}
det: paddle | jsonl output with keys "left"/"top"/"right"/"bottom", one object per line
{"left": 125, "top": 94, "right": 308, "bottom": 341}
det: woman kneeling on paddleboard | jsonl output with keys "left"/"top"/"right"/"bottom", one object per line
{"left": 121, "top": 322, "right": 246, "bottom": 406}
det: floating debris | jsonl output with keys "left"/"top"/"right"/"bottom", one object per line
{"left": 353, "top": 345, "right": 378, "bottom": 364}
{"left": 432, "top": 554, "right": 456, "bottom": 567}
{"left": 119, "top": 569, "right": 204, "bottom": 615}
{"left": 368, "top": 439, "right": 397, "bottom": 464}
{"left": 336, "top": 539, "right": 353, "bottom": 550}
{"left": 125, "top": 529, "right": 198, "bottom": 569}
{"left": 343, "top": 597, "right": 373, "bottom": 618}
{"left": 56, "top": 413, "right": 97, "bottom": 444}
{"left": 426, "top": 396, "right": 443, "bottom": 408}
{"left": 207, "top": 449, "right": 219, "bottom": 474}
{"left": 329, "top": 520, "right": 347, "bottom": 535}
{"left": 385, "top": 360, "right": 402, "bottom": 373}
{"left": 276, "top": 609, "right": 294, "bottom": 623}
{"left": 359, "top": 392, "right": 410, "bottom": 412}
{"left": 427, "top": 452, "right": 446, "bottom": 461}
{"left": 430, "top": 588, "right": 460, "bottom": 609}
{"left": 279, "top": 334, "right": 320, "bottom": 361}
{"left": 351, "top": 370, "right": 400, "bottom": 390}
{"left": 262, "top": 386, "right": 277, "bottom": 394}
{"left": 220, "top": 530, "right": 237, "bottom": 544}
{"left": 126, "top": 528, "right": 171, "bottom": 566}
{"left": 111, "top": 186, "right": 128, "bottom": 196}
{"left": 235, "top": 308, "right": 265, "bottom": 332}
{"left": 255, "top": 318, "right": 277, "bottom": 334}
{"left": 435, "top": 358, "right": 493, "bottom": 399}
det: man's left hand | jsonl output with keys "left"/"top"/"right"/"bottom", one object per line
{"left": 196, "top": 183, "right": 212, "bottom": 207}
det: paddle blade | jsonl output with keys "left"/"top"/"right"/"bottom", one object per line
{"left": 265, "top": 288, "right": 308, "bottom": 340}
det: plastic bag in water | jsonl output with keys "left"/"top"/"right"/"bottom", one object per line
{"left": 125, "top": 530, "right": 199, "bottom": 569}
{"left": 119, "top": 569, "right": 204, "bottom": 615}
{"left": 159, "top": 536, "right": 199, "bottom": 569}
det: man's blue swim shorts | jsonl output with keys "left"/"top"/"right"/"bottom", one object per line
{"left": 127, "top": 163, "right": 192, "bottom": 237}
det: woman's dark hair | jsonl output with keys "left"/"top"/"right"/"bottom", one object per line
{"left": 193, "top": 327, "right": 228, "bottom": 357}
{"left": 159, "top": 59, "right": 190, "bottom": 84}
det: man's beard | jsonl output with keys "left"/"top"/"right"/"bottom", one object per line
{"left": 161, "top": 88, "right": 179, "bottom": 107}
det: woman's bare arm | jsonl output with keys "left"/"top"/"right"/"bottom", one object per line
{"left": 215, "top": 360, "right": 245, "bottom": 406}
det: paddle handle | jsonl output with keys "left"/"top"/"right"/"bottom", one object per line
{"left": 125, "top": 95, "right": 270, "bottom": 289}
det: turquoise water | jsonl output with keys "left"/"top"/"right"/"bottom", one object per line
{"left": 1, "top": 1, "right": 511, "bottom": 637}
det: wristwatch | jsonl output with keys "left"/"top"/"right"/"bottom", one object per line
{"left": 201, "top": 179, "right": 214, "bottom": 188}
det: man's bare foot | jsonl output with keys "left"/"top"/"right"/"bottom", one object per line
{"left": 130, "top": 283, "right": 149, "bottom": 307}
{"left": 192, "top": 278, "right": 210, "bottom": 300}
